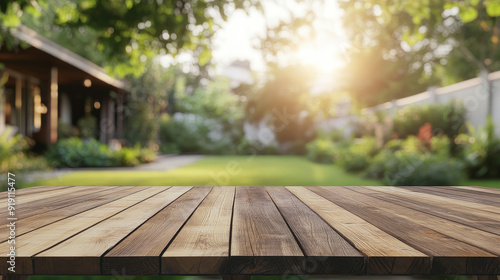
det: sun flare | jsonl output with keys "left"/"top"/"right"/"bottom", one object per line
{"left": 296, "top": 43, "right": 346, "bottom": 74}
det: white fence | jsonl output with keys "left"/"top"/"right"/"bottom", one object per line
{"left": 320, "top": 70, "right": 500, "bottom": 136}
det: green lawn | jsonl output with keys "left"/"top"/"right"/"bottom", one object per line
{"left": 29, "top": 155, "right": 381, "bottom": 187}
{"left": 29, "top": 155, "right": 499, "bottom": 188}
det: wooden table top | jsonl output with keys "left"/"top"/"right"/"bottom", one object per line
{"left": 1, "top": 186, "right": 499, "bottom": 276}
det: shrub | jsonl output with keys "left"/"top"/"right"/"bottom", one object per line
{"left": 125, "top": 103, "right": 159, "bottom": 148}
{"left": 382, "top": 151, "right": 464, "bottom": 186}
{"left": 336, "top": 137, "right": 379, "bottom": 172}
{"left": 306, "top": 139, "right": 336, "bottom": 164}
{"left": 455, "top": 117, "right": 500, "bottom": 178}
{"left": 45, "top": 138, "right": 156, "bottom": 168}
{"left": 364, "top": 135, "right": 464, "bottom": 185}
{"left": 159, "top": 113, "right": 244, "bottom": 154}
{"left": 336, "top": 151, "right": 371, "bottom": 172}
{"left": 393, "top": 101, "right": 466, "bottom": 140}
{"left": 0, "top": 129, "right": 49, "bottom": 174}
{"left": 77, "top": 115, "right": 97, "bottom": 139}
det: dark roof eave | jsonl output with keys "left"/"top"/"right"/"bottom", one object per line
{"left": 10, "top": 25, "right": 131, "bottom": 91}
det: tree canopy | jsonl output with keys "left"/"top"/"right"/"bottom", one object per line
{"left": 338, "top": 0, "right": 500, "bottom": 107}
{"left": 0, "top": 0, "right": 264, "bottom": 77}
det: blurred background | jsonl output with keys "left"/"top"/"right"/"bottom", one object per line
{"left": 0, "top": 0, "right": 499, "bottom": 279}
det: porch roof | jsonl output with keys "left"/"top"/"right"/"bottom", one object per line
{"left": 1, "top": 25, "right": 129, "bottom": 91}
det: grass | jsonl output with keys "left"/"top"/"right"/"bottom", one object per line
{"left": 28, "top": 155, "right": 381, "bottom": 187}
{"left": 27, "top": 155, "right": 499, "bottom": 188}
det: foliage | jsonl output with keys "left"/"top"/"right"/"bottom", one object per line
{"left": 382, "top": 150, "right": 464, "bottom": 186}
{"left": 159, "top": 113, "right": 243, "bottom": 155}
{"left": 45, "top": 138, "right": 156, "bottom": 168}
{"left": 306, "top": 138, "right": 337, "bottom": 164}
{"left": 57, "top": 121, "right": 78, "bottom": 139}
{"left": 305, "top": 130, "right": 347, "bottom": 163}
{"left": 0, "top": 129, "right": 49, "bottom": 174}
{"left": 455, "top": 117, "right": 500, "bottom": 178}
{"left": 246, "top": 65, "right": 317, "bottom": 150}
{"left": 124, "top": 102, "right": 158, "bottom": 149}
{"left": 77, "top": 115, "right": 97, "bottom": 139}
{"left": 336, "top": 137, "right": 379, "bottom": 172}
{"left": 338, "top": 0, "right": 500, "bottom": 106}
{"left": 0, "top": 0, "right": 268, "bottom": 77}
{"left": 123, "top": 62, "right": 178, "bottom": 148}
{"left": 392, "top": 102, "right": 466, "bottom": 140}
{"left": 157, "top": 78, "right": 246, "bottom": 155}
{"left": 365, "top": 135, "right": 464, "bottom": 186}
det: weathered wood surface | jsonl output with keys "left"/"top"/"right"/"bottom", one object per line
{"left": 0, "top": 186, "right": 499, "bottom": 277}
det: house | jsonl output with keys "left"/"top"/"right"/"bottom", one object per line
{"left": 0, "top": 25, "right": 129, "bottom": 147}
{"left": 221, "top": 60, "right": 254, "bottom": 89}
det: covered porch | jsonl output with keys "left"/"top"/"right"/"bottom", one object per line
{"left": 0, "top": 25, "right": 129, "bottom": 148}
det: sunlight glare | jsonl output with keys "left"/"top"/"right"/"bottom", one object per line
{"left": 296, "top": 43, "right": 345, "bottom": 74}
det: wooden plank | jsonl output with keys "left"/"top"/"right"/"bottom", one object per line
{"left": 309, "top": 187, "right": 499, "bottom": 275}
{"left": 0, "top": 186, "right": 144, "bottom": 241}
{"left": 407, "top": 186, "right": 500, "bottom": 206}
{"left": 0, "top": 186, "right": 83, "bottom": 216}
{"left": 230, "top": 187, "right": 304, "bottom": 275}
{"left": 370, "top": 186, "right": 500, "bottom": 215}
{"left": 0, "top": 187, "right": 162, "bottom": 275}
{"left": 458, "top": 186, "right": 500, "bottom": 195}
{"left": 265, "top": 187, "right": 365, "bottom": 274}
{"left": 161, "top": 187, "right": 234, "bottom": 275}
{"left": 0, "top": 185, "right": 71, "bottom": 200}
{"left": 349, "top": 186, "right": 500, "bottom": 235}
{"left": 34, "top": 187, "right": 191, "bottom": 275}
{"left": 369, "top": 186, "right": 500, "bottom": 221}
{"left": 0, "top": 186, "right": 107, "bottom": 218}
{"left": 441, "top": 186, "right": 500, "bottom": 199}
{"left": 287, "top": 187, "right": 429, "bottom": 275}
{"left": 103, "top": 187, "right": 212, "bottom": 275}
{"left": 341, "top": 187, "right": 500, "bottom": 256}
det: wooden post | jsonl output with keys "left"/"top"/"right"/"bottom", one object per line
{"left": 49, "top": 66, "right": 58, "bottom": 144}
{"left": 15, "top": 77, "right": 23, "bottom": 135}
{"left": 116, "top": 92, "right": 123, "bottom": 139}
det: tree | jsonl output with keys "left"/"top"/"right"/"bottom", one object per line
{"left": 0, "top": 0, "right": 263, "bottom": 76}
{"left": 338, "top": 0, "right": 500, "bottom": 107}
{"left": 246, "top": 64, "right": 317, "bottom": 151}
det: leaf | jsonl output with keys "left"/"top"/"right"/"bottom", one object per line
{"left": 2, "top": 14, "right": 20, "bottom": 27}
{"left": 198, "top": 48, "right": 211, "bottom": 66}
{"left": 485, "top": 1, "right": 500, "bottom": 17}
{"left": 459, "top": 6, "right": 478, "bottom": 22}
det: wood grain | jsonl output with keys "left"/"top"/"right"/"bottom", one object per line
{"left": 1, "top": 185, "right": 499, "bottom": 277}
{"left": 103, "top": 187, "right": 212, "bottom": 275}
{"left": 0, "top": 186, "right": 143, "bottom": 241}
{"left": 349, "top": 186, "right": 500, "bottom": 235}
{"left": 287, "top": 187, "right": 429, "bottom": 275}
{"left": 370, "top": 186, "right": 500, "bottom": 215}
{"left": 0, "top": 187, "right": 162, "bottom": 275}
{"left": 34, "top": 187, "right": 190, "bottom": 275}
{"left": 310, "top": 187, "right": 499, "bottom": 275}
{"left": 162, "top": 187, "right": 234, "bottom": 275}
{"left": 230, "top": 187, "right": 304, "bottom": 275}
{"left": 0, "top": 185, "right": 71, "bottom": 200}
{"left": 0, "top": 186, "right": 107, "bottom": 219}
{"left": 407, "top": 186, "right": 500, "bottom": 206}
{"left": 458, "top": 186, "right": 500, "bottom": 195}
{"left": 266, "top": 187, "right": 365, "bottom": 274}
